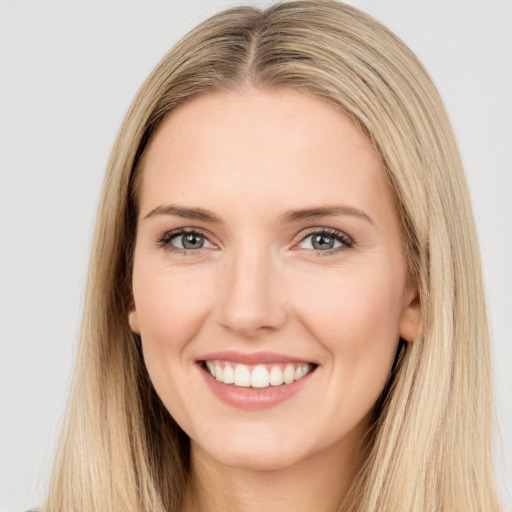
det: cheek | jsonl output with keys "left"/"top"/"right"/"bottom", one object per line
{"left": 289, "top": 260, "right": 405, "bottom": 408}
{"left": 299, "top": 272, "right": 402, "bottom": 437}
{"left": 132, "top": 262, "right": 216, "bottom": 379}
{"left": 131, "top": 262, "right": 218, "bottom": 429}
{"left": 134, "top": 264, "right": 210, "bottom": 336}
{"left": 293, "top": 263, "right": 404, "bottom": 344}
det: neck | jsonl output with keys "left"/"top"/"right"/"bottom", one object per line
{"left": 181, "top": 428, "right": 370, "bottom": 512}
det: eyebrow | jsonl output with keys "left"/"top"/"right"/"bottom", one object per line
{"left": 279, "top": 205, "right": 374, "bottom": 226}
{"left": 143, "top": 204, "right": 222, "bottom": 223}
{"left": 143, "top": 203, "right": 373, "bottom": 226}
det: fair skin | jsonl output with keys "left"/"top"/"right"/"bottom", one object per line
{"left": 128, "top": 87, "right": 420, "bottom": 512}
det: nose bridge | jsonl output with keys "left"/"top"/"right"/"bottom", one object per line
{"left": 216, "top": 240, "right": 286, "bottom": 337}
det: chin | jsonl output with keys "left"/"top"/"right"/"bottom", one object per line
{"left": 192, "top": 428, "right": 310, "bottom": 472}
{"left": 211, "top": 446, "right": 303, "bottom": 472}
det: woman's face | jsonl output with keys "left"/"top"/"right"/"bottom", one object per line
{"left": 129, "top": 88, "right": 419, "bottom": 471}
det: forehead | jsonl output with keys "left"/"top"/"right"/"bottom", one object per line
{"left": 139, "top": 87, "right": 392, "bottom": 220}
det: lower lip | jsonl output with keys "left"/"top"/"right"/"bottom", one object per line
{"left": 198, "top": 364, "right": 314, "bottom": 410}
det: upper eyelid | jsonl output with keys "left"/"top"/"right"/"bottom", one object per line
{"left": 294, "top": 227, "right": 354, "bottom": 244}
{"left": 163, "top": 226, "right": 212, "bottom": 238}
{"left": 158, "top": 227, "right": 216, "bottom": 246}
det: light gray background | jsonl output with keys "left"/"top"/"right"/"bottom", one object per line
{"left": 1, "top": 1, "right": 511, "bottom": 510}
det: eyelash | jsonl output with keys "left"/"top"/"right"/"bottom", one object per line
{"left": 155, "top": 227, "right": 212, "bottom": 256}
{"left": 297, "top": 228, "right": 354, "bottom": 256}
{"left": 155, "top": 227, "right": 354, "bottom": 256}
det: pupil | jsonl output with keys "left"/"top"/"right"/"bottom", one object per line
{"left": 183, "top": 233, "right": 204, "bottom": 249}
{"left": 313, "top": 234, "right": 334, "bottom": 250}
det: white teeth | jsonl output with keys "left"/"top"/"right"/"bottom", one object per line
{"left": 214, "top": 363, "right": 223, "bottom": 382}
{"left": 283, "top": 364, "right": 295, "bottom": 384}
{"left": 222, "top": 364, "right": 234, "bottom": 384}
{"left": 269, "top": 365, "right": 284, "bottom": 386}
{"left": 251, "top": 365, "right": 270, "bottom": 388}
{"left": 206, "top": 360, "right": 313, "bottom": 388}
{"left": 234, "top": 364, "right": 251, "bottom": 387}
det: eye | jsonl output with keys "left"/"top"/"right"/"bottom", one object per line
{"left": 157, "top": 229, "right": 214, "bottom": 253}
{"left": 172, "top": 232, "right": 210, "bottom": 250}
{"left": 296, "top": 228, "right": 353, "bottom": 253}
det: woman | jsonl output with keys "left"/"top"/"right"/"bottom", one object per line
{"left": 42, "top": 1, "right": 503, "bottom": 510}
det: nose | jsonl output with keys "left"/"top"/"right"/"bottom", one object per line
{"left": 215, "top": 245, "right": 287, "bottom": 339}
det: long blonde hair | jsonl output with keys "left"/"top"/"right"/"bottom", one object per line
{"left": 44, "top": 1, "right": 502, "bottom": 510}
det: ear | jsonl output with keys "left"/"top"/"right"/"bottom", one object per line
{"left": 128, "top": 309, "right": 141, "bottom": 335}
{"left": 399, "top": 282, "right": 421, "bottom": 343}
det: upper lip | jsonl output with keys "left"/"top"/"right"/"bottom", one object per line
{"left": 197, "top": 351, "right": 316, "bottom": 365}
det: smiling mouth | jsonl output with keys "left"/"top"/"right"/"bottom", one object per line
{"left": 201, "top": 360, "right": 317, "bottom": 389}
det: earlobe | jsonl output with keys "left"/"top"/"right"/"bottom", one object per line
{"left": 128, "top": 310, "right": 141, "bottom": 335}
{"left": 399, "top": 285, "right": 421, "bottom": 343}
